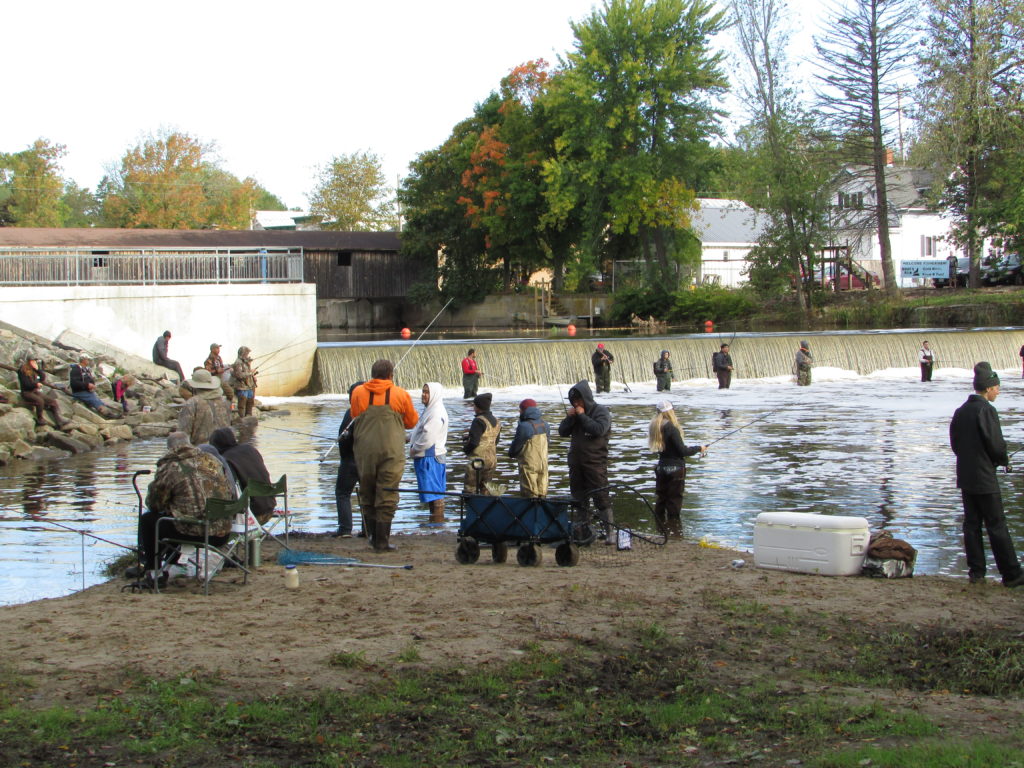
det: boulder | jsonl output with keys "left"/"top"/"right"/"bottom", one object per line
{"left": 11, "top": 438, "right": 35, "bottom": 458}
{"left": 133, "top": 423, "right": 174, "bottom": 439}
{"left": 46, "top": 431, "right": 91, "bottom": 454}
{"left": 0, "top": 408, "right": 37, "bottom": 443}
{"left": 70, "top": 430, "right": 105, "bottom": 449}
{"left": 20, "top": 446, "right": 70, "bottom": 462}
{"left": 69, "top": 402, "right": 107, "bottom": 426}
{"left": 101, "top": 424, "right": 134, "bottom": 441}
{"left": 70, "top": 421, "right": 101, "bottom": 437}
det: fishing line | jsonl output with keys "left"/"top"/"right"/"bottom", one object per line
{"left": 395, "top": 297, "right": 455, "bottom": 370}
{"left": 33, "top": 519, "right": 138, "bottom": 552}
{"left": 706, "top": 409, "right": 780, "bottom": 447}
{"left": 257, "top": 424, "right": 333, "bottom": 441}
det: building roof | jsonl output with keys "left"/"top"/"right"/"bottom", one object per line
{"left": 0, "top": 228, "right": 401, "bottom": 251}
{"left": 838, "top": 165, "right": 935, "bottom": 209}
{"left": 690, "top": 199, "right": 769, "bottom": 245}
{"left": 252, "top": 210, "right": 314, "bottom": 230}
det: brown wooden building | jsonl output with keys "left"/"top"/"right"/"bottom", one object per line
{"left": 0, "top": 229, "right": 420, "bottom": 299}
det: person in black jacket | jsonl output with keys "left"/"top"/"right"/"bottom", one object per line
{"left": 949, "top": 362, "right": 1024, "bottom": 587}
{"left": 208, "top": 426, "right": 276, "bottom": 525}
{"left": 152, "top": 330, "right": 185, "bottom": 382}
{"left": 18, "top": 357, "right": 69, "bottom": 428}
{"left": 591, "top": 344, "right": 614, "bottom": 393}
{"left": 334, "top": 381, "right": 364, "bottom": 537}
{"left": 69, "top": 355, "right": 119, "bottom": 418}
{"left": 712, "top": 344, "right": 734, "bottom": 389}
{"left": 648, "top": 401, "right": 706, "bottom": 536}
{"left": 559, "top": 380, "right": 613, "bottom": 542}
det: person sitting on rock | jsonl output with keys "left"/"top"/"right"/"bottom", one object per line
{"left": 17, "top": 357, "right": 69, "bottom": 429}
{"left": 177, "top": 369, "right": 232, "bottom": 446}
{"left": 69, "top": 355, "right": 119, "bottom": 418}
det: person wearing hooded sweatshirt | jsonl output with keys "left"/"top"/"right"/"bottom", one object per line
{"left": 653, "top": 350, "right": 673, "bottom": 391}
{"left": 508, "top": 398, "right": 549, "bottom": 497}
{"left": 208, "top": 426, "right": 276, "bottom": 524}
{"left": 409, "top": 382, "right": 449, "bottom": 522}
{"left": 463, "top": 392, "right": 501, "bottom": 493}
{"left": 230, "top": 346, "right": 257, "bottom": 417}
{"left": 178, "top": 369, "right": 231, "bottom": 445}
{"left": 334, "top": 381, "right": 364, "bottom": 538}
{"left": 350, "top": 359, "right": 419, "bottom": 552}
{"left": 794, "top": 341, "right": 812, "bottom": 386}
{"left": 558, "top": 380, "right": 613, "bottom": 542}
{"left": 950, "top": 362, "right": 1024, "bottom": 587}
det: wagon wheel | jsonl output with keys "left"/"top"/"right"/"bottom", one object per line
{"left": 456, "top": 538, "right": 481, "bottom": 565}
{"left": 491, "top": 541, "right": 509, "bottom": 564}
{"left": 555, "top": 542, "right": 579, "bottom": 567}
{"left": 516, "top": 543, "right": 543, "bottom": 567}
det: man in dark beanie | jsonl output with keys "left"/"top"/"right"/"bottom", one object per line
{"left": 949, "top": 362, "right": 1024, "bottom": 587}
{"left": 463, "top": 392, "right": 500, "bottom": 493}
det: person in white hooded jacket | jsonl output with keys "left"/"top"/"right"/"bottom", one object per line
{"left": 409, "top": 381, "right": 449, "bottom": 523}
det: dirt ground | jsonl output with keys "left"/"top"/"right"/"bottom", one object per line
{"left": 2, "top": 531, "right": 1022, "bottom": 721}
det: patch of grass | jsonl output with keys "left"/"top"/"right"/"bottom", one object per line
{"left": 815, "top": 738, "right": 1024, "bottom": 767}
{"left": 100, "top": 549, "right": 138, "bottom": 577}
{"left": 326, "top": 649, "right": 368, "bottom": 669}
{"left": 396, "top": 643, "right": 422, "bottom": 663}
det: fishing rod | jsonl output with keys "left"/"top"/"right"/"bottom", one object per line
{"left": 253, "top": 333, "right": 317, "bottom": 370}
{"left": 395, "top": 297, "right": 455, "bottom": 370}
{"left": 257, "top": 424, "right": 333, "bottom": 441}
{"left": 34, "top": 518, "right": 138, "bottom": 552}
{"left": 705, "top": 409, "right": 780, "bottom": 447}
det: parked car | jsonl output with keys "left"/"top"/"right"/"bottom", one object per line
{"left": 933, "top": 257, "right": 970, "bottom": 288}
{"left": 981, "top": 254, "right": 1023, "bottom": 286}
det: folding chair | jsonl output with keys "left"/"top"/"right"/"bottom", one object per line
{"left": 155, "top": 492, "right": 251, "bottom": 594}
{"left": 244, "top": 474, "right": 294, "bottom": 550}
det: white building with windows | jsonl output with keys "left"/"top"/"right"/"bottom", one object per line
{"left": 689, "top": 198, "right": 769, "bottom": 287}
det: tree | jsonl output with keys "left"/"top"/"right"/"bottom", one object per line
{"left": 915, "top": 0, "right": 1024, "bottom": 284}
{"left": 307, "top": 151, "right": 396, "bottom": 231}
{"left": 542, "top": 0, "right": 728, "bottom": 288}
{"left": 731, "top": 0, "right": 836, "bottom": 312}
{"left": 99, "top": 130, "right": 260, "bottom": 229}
{"left": 0, "top": 138, "right": 67, "bottom": 227}
{"left": 815, "top": 0, "right": 917, "bottom": 297}
{"left": 60, "top": 182, "right": 100, "bottom": 227}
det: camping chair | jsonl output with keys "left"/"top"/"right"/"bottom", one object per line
{"left": 245, "top": 474, "right": 294, "bottom": 550}
{"left": 155, "top": 492, "right": 251, "bottom": 595}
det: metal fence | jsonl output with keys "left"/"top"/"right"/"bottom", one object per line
{"left": 0, "top": 247, "right": 304, "bottom": 285}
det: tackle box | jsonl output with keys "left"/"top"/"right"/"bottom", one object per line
{"left": 753, "top": 512, "right": 870, "bottom": 576}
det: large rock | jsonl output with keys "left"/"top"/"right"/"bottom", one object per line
{"left": 133, "top": 423, "right": 174, "bottom": 439}
{"left": 19, "top": 446, "right": 70, "bottom": 462}
{"left": 0, "top": 408, "right": 37, "bottom": 443}
{"left": 101, "top": 424, "right": 134, "bottom": 441}
{"left": 70, "top": 421, "right": 101, "bottom": 437}
{"left": 46, "top": 431, "right": 91, "bottom": 454}
{"left": 69, "top": 402, "right": 107, "bottom": 426}
{"left": 11, "top": 438, "right": 35, "bottom": 458}
{"left": 70, "top": 430, "right": 104, "bottom": 449}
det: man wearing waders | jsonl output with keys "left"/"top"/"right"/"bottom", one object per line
{"left": 712, "top": 343, "right": 734, "bottom": 389}
{"left": 794, "top": 340, "right": 812, "bottom": 386}
{"left": 950, "top": 362, "right": 1024, "bottom": 587}
{"left": 350, "top": 360, "right": 419, "bottom": 552}
{"left": 463, "top": 392, "right": 501, "bottom": 493}
{"left": 461, "top": 349, "right": 481, "bottom": 399}
{"left": 919, "top": 341, "right": 935, "bottom": 382}
{"left": 559, "top": 380, "right": 614, "bottom": 544}
{"left": 653, "top": 350, "right": 673, "bottom": 391}
{"left": 508, "top": 398, "right": 549, "bottom": 498}
{"left": 591, "top": 343, "right": 613, "bottom": 393}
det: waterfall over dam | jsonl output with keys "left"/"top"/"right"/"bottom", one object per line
{"left": 314, "top": 329, "right": 1024, "bottom": 394}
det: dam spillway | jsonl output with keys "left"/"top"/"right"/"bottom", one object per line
{"left": 313, "top": 329, "right": 1024, "bottom": 394}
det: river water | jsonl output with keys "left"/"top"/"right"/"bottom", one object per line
{"left": 2, "top": 361, "right": 1023, "bottom": 605}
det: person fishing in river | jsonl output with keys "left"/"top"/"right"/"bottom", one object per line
{"left": 794, "top": 340, "right": 812, "bottom": 386}
{"left": 712, "top": 343, "right": 734, "bottom": 389}
{"left": 653, "top": 350, "right": 673, "bottom": 392}
{"left": 461, "top": 349, "right": 482, "bottom": 399}
{"left": 409, "top": 382, "right": 449, "bottom": 523}
{"left": 648, "top": 401, "right": 707, "bottom": 537}
{"left": 591, "top": 343, "right": 614, "bottom": 394}
{"left": 230, "top": 346, "right": 258, "bottom": 418}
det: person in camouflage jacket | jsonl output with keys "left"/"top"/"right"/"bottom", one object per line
{"left": 139, "top": 432, "right": 234, "bottom": 571}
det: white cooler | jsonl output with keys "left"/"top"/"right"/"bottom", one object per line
{"left": 753, "top": 512, "right": 869, "bottom": 576}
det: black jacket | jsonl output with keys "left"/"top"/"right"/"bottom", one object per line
{"left": 657, "top": 422, "right": 702, "bottom": 475}
{"left": 950, "top": 393, "right": 1008, "bottom": 494}
{"left": 463, "top": 412, "right": 498, "bottom": 454}
{"left": 712, "top": 352, "right": 733, "bottom": 372}
{"left": 558, "top": 380, "right": 611, "bottom": 466}
{"left": 69, "top": 364, "right": 95, "bottom": 394}
{"left": 591, "top": 349, "right": 613, "bottom": 373}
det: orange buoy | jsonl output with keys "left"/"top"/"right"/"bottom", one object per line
{"left": 401, "top": 327, "right": 412, "bottom": 339}
{"left": 567, "top": 324, "right": 576, "bottom": 336}
{"left": 703, "top": 320, "right": 714, "bottom": 333}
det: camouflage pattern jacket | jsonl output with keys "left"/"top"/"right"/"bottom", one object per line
{"left": 177, "top": 392, "right": 231, "bottom": 446}
{"left": 145, "top": 445, "right": 234, "bottom": 537}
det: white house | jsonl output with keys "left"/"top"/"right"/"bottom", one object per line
{"left": 689, "top": 198, "right": 769, "bottom": 287}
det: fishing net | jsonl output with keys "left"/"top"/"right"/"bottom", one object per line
{"left": 575, "top": 515, "right": 667, "bottom": 568}
{"left": 277, "top": 550, "right": 363, "bottom": 566}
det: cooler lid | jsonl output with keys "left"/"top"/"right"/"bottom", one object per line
{"left": 755, "top": 512, "right": 869, "bottom": 530}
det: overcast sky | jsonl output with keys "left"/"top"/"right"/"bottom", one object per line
{"left": 4, "top": 0, "right": 821, "bottom": 210}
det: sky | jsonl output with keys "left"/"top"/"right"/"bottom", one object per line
{"left": 3, "top": 0, "right": 822, "bottom": 211}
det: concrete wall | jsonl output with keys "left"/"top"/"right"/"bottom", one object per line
{"left": 0, "top": 284, "right": 317, "bottom": 395}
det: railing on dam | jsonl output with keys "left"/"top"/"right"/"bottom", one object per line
{"left": 0, "top": 247, "right": 304, "bottom": 285}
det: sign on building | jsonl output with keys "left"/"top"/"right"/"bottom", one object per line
{"left": 901, "top": 260, "right": 950, "bottom": 279}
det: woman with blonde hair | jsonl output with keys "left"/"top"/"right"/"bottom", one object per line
{"left": 648, "top": 401, "right": 706, "bottom": 536}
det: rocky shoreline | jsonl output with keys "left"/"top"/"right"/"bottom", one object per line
{"left": 0, "top": 321, "right": 263, "bottom": 466}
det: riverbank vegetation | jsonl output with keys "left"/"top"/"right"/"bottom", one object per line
{"left": 2, "top": 596, "right": 1021, "bottom": 766}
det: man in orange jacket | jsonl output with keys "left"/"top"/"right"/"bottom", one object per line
{"left": 350, "top": 359, "right": 419, "bottom": 552}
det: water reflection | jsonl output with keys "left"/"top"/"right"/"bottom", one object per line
{"left": 1, "top": 364, "right": 1023, "bottom": 605}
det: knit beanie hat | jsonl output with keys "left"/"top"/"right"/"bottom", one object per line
{"left": 519, "top": 398, "right": 537, "bottom": 410}
{"left": 473, "top": 392, "right": 493, "bottom": 410}
{"left": 973, "top": 362, "right": 1000, "bottom": 391}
